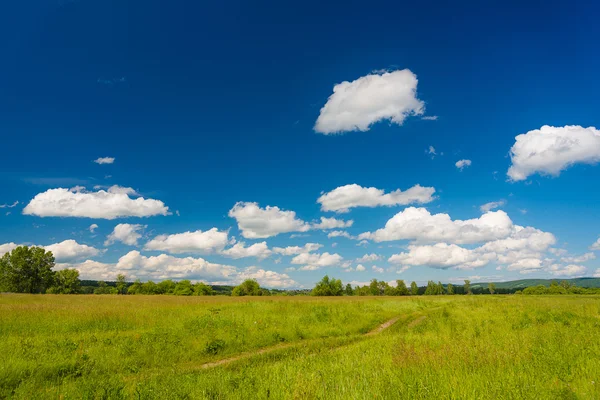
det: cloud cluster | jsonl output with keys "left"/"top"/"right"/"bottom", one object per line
{"left": 455, "top": 159, "right": 472, "bottom": 170}
{"left": 273, "top": 243, "right": 323, "bottom": 255}
{"left": 44, "top": 239, "right": 101, "bottom": 262}
{"left": 23, "top": 186, "right": 169, "bottom": 219}
{"left": 318, "top": 184, "right": 436, "bottom": 213}
{"left": 508, "top": 125, "right": 600, "bottom": 181}
{"left": 105, "top": 223, "right": 145, "bottom": 246}
{"left": 314, "top": 69, "right": 424, "bottom": 134}
{"left": 220, "top": 241, "right": 272, "bottom": 260}
{"left": 93, "top": 157, "right": 115, "bottom": 165}
{"left": 291, "top": 252, "right": 343, "bottom": 271}
{"left": 144, "top": 228, "right": 230, "bottom": 254}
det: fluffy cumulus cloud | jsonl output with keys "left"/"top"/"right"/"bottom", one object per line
{"left": 356, "top": 253, "right": 381, "bottom": 263}
{"left": 93, "top": 157, "right": 115, "bottom": 165}
{"left": 318, "top": 184, "right": 435, "bottom": 213}
{"left": 44, "top": 239, "right": 100, "bottom": 262}
{"left": 228, "top": 202, "right": 310, "bottom": 239}
{"left": 23, "top": 186, "right": 169, "bottom": 219}
{"left": 105, "top": 223, "right": 145, "bottom": 246}
{"left": 310, "top": 217, "right": 354, "bottom": 229}
{"left": 590, "top": 238, "right": 600, "bottom": 251}
{"left": 220, "top": 241, "right": 272, "bottom": 260}
{"left": 507, "top": 125, "right": 600, "bottom": 181}
{"left": 359, "top": 207, "right": 513, "bottom": 245}
{"left": 389, "top": 243, "right": 493, "bottom": 270}
{"left": 0, "top": 242, "right": 19, "bottom": 256}
{"left": 455, "top": 159, "right": 472, "bottom": 170}
{"left": 273, "top": 243, "right": 323, "bottom": 256}
{"left": 506, "top": 258, "right": 544, "bottom": 273}
{"left": 144, "top": 228, "right": 230, "bottom": 254}
{"left": 291, "top": 252, "right": 343, "bottom": 271}
{"left": 480, "top": 200, "right": 506, "bottom": 213}
{"left": 356, "top": 264, "right": 366, "bottom": 272}
{"left": 314, "top": 69, "right": 424, "bottom": 134}
{"left": 547, "top": 264, "right": 587, "bottom": 277}
{"left": 235, "top": 266, "right": 297, "bottom": 288}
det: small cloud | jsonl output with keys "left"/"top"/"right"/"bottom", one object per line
{"left": 455, "top": 159, "right": 472, "bottom": 171}
{"left": 97, "top": 77, "right": 126, "bottom": 85}
{"left": 519, "top": 209, "right": 528, "bottom": 215}
{"left": 0, "top": 201, "right": 19, "bottom": 209}
{"left": 89, "top": 224, "right": 99, "bottom": 233}
{"left": 175, "top": 210, "right": 181, "bottom": 217}
{"left": 93, "top": 157, "right": 115, "bottom": 165}
{"left": 421, "top": 116, "right": 439, "bottom": 121}
{"left": 480, "top": 200, "right": 506, "bottom": 213}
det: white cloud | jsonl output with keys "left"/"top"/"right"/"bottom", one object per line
{"left": 372, "top": 265, "right": 384, "bottom": 274}
{"left": 389, "top": 243, "right": 493, "bottom": 270}
{"left": 89, "top": 224, "right": 98, "bottom": 233}
{"left": 236, "top": 266, "right": 298, "bottom": 288}
{"left": 314, "top": 69, "right": 425, "bottom": 134}
{"left": 356, "top": 264, "right": 366, "bottom": 272}
{"left": 23, "top": 187, "right": 169, "bottom": 219}
{"left": 506, "top": 258, "right": 544, "bottom": 274}
{"left": 508, "top": 125, "right": 600, "bottom": 181}
{"left": 359, "top": 207, "right": 513, "bottom": 245}
{"left": 273, "top": 243, "right": 323, "bottom": 256}
{"left": 318, "top": 184, "right": 435, "bottom": 213}
{"left": 480, "top": 200, "right": 506, "bottom": 213}
{"left": 311, "top": 217, "right": 353, "bottom": 229}
{"left": 422, "top": 116, "right": 439, "bottom": 121}
{"left": 44, "top": 239, "right": 100, "bottom": 262}
{"left": 547, "top": 264, "right": 587, "bottom": 277}
{"left": 590, "top": 238, "right": 600, "bottom": 251}
{"left": 228, "top": 202, "right": 310, "bottom": 239}
{"left": 0, "top": 201, "right": 19, "bottom": 209}
{"left": 455, "top": 159, "right": 472, "bottom": 170}
{"left": 356, "top": 253, "right": 381, "bottom": 263}
{"left": 327, "top": 230, "right": 354, "bottom": 239}
{"left": 144, "top": 228, "right": 230, "bottom": 254}
{"left": 561, "top": 252, "right": 596, "bottom": 263}
{"left": 105, "top": 223, "right": 145, "bottom": 246}
{"left": 291, "top": 252, "right": 343, "bottom": 270}
{"left": 220, "top": 241, "right": 272, "bottom": 260}
{"left": 93, "top": 157, "right": 115, "bottom": 165}
{"left": 0, "top": 242, "right": 18, "bottom": 256}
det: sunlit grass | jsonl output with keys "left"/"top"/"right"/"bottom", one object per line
{"left": 2, "top": 295, "right": 600, "bottom": 399}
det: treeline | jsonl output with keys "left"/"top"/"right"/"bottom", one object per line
{"left": 518, "top": 281, "right": 600, "bottom": 295}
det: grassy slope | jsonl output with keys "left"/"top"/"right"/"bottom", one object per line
{"left": 472, "top": 277, "right": 600, "bottom": 290}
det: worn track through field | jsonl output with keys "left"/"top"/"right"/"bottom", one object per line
{"left": 197, "top": 314, "right": 410, "bottom": 370}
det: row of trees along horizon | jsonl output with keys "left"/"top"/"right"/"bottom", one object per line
{"left": 1, "top": 245, "right": 598, "bottom": 296}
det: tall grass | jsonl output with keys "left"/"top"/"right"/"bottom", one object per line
{"left": 2, "top": 295, "right": 599, "bottom": 399}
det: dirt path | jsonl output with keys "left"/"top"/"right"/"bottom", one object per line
{"left": 197, "top": 315, "right": 404, "bottom": 370}
{"left": 407, "top": 315, "right": 427, "bottom": 328}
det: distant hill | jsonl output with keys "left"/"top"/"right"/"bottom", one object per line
{"left": 472, "top": 277, "right": 600, "bottom": 290}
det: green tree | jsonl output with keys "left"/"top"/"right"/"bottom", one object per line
{"left": 311, "top": 275, "right": 343, "bottom": 296}
{"left": 0, "top": 246, "right": 55, "bottom": 293}
{"left": 464, "top": 279, "right": 472, "bottom": 295}
{"left": 410, "top": 281, "right": 419, "bottom": 295}
{"left": 94, "top": 281, "right": 117, "bottom": 294}
{"left": 157, "top": 279, "right": 176, "bottom": 294}
{"left": 424, "top": 280, "right": 437, "bottom": 295}
{"left": 193, "top": 282, "right": 214, "bottom": 296}
{"left": 396, "top": 280, "right": 409, "bottom": 296}
{"left": 127, "top": 279, "right": 143, "bottom": 294}
{"left": 173, "top": 280, "right": 194, "bottom": 295}
{"left": 141, "top": 281, "right": 159, "bottom": 294}
{"left": 47, "top": 269, "right": 81, "bottom": 294}
{"left": 116, "top": 274, "right": 127, "bottom": 294}
{"left": 437, "top": 281, "right": 444, "bottom": 295}
{"left": 488, "top": 282, "right": 496, "bottom": 294}
{"left": 232, "top": 279, "right": 263, "bottom": 296}
{"left": 344, "top": 283, "right": 354, "bottom": 296}
{"left": 446, "top": 282, "right": 454, "bottom": 295}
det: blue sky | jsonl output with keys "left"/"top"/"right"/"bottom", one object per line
{"left": 1, "top": 0, "right": 599, "bottom": 288}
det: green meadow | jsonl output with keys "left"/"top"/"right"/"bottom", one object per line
{"left": 2, "top": 294, "right": 600, "bottom": 399}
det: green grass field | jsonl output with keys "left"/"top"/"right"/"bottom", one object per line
{"left": 1, "top": 295, "right": 600, "bottom": 399}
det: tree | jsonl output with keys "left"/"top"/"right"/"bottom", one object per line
{"left": 311, "top": 275, "right": 343, "bottom": 296}
{"left": 437, "top": 281, "right": 445, "bottom": 295}
{"left": 464, "top": 279, "right": 472, "bottom": 295}
{"left": 193, "top": 282, "right": 214, "bottom": 296}
{"left": 116, "top": 274, "right": 127, "bottom": 295}
{"left": 157, "top": 279, "right": 176, "bottom": 294}
{"left": 488, "top": 282, "right": 496, "bottom": 295}
{"left": 410, "top": 281, "right": 419, "bottom": 295}
{"left": 173, "top": 280, "right": 194, "bottom": 296}
{"left": 47, "top": 269, "right": 81, "bottom": 294}
{"left": 396, "top": 280, "right": 409, "bottom": 296}
{"left": 0, "top": 246, "right": 55, "bottom": 293}
{"left": 345, "top": 283, "right": 354, "bottom": 296}
{"left": 424, "top": 280, "right": 437, "bottom": 295}
{"left": 127, "top": 279, "right": 143, "bottom": 294}
{"left": 94, "top": 281, "right": 117, "bottom": 294}
{"left": 232, "top": 279, "right": 263, "bottom": 296}
{"left": 447, "top": 282, "right": 454, "bottom": 295}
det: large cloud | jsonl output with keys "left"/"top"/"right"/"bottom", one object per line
{"left": 389, "top": 243, "right": 493, "bottom": 270}
{"left": 317, "top": 184, "right": 436, "bottom": 213}
{"left": 144, "top": 228, "right": 230, "bottom": 254}
{"left": 547, "top": 264, "right": 587, "bottom": 277}
{"left": 291, "top": 252, "right": 343, "bottom": 271}
{"left": 0, "top": 243, "right": 19, "bottom": 256}
{"left": 507, "top": 125, "right": 600, "bottom": 181}
{"left": 359, "top": 207, "right": 513, "bottom": 244}
{"left": 314, "top": 69, "right": 424, "bottom": 134}
{"left": 44, "top": 239, "right": 100, "bottom": 262}
{"left": 220, "top": 241, "right": 272, "bottom": 260}
{"left": 105, "top": 223, "right": 145, "bottom": 246}
{"left": 23, "top": 186, "right": 169, "bottom": 219}
{"left": 229, "top": 202, "right": 310, "bottom": 239}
